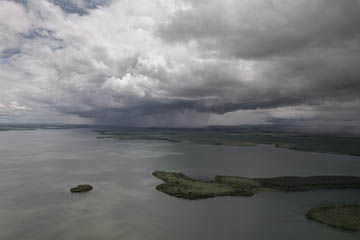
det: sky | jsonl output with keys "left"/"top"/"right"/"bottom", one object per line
{"left": 1, "top": 0, "right": 360, "bottom": 130}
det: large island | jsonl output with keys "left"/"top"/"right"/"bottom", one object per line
{"left": 306, "top": 204, "right": 360, "bottom": 232}
{"left": 153, "top": 171, "right": 360, "bottom": 200}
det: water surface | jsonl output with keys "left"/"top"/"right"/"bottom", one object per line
{"left": 0, "top": 129, "right": 359, "bottom": 240}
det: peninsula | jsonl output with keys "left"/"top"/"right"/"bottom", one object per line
{"left": 153, "top": 171, "right": 360, "bottom": 200}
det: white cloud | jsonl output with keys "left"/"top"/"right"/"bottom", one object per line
{"left": 9, "top": 101, "right": 32, "bottom": 111}
{"left": 0, "top": 1, "right": 30, "bottom": 52}
{"left": 0, "top": 100, "right": 32, "bottom": 121}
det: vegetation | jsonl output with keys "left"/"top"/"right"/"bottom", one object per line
{"left": 70, "top": 184, "right": 93, "bottom": 193}
{"left": 153, "top": 171, "right": 360, "bottom": 200}
{"left": 254, "top": 176, "right": 360, "bottom": 192}
{"left": 97, "top": 126, "right": 360, "bottom": 156}
{"left": 153, "top": 171, "right": 255, "bottom": 199}
{"left": 306, "top": 204, "right": 360, "bottom": 231}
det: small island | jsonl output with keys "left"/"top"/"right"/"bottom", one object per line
{"left": 306, "top": 204, "right": 360, "bottom": 231}
{"left": 70, "top": 184, "right": 93, "bottom": 193}
{"left": 153, "top": 171, "right": 360, "bottom": 200}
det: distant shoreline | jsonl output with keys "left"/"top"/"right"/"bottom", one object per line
{"left": 1, "top": 125, "right": 360, "bottom": 157}
{"left": 96, "top": 128, "right": 360, "bottom": 157}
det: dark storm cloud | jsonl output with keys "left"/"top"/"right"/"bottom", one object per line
{"left": 1, "top": 0, "right": 360, "bottom": 127}
{"left": 159, "top": 0, "right": 360, "bottom": 59}
{"left": 154, "top": 0, "right": 360, "bottom": 117}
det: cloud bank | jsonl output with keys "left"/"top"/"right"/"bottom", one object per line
{"left": 1, "top": 0, "right": 360, "bottom": 128}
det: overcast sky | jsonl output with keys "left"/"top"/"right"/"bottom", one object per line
{"left": 1, "top": 0, "right": 360, "bottom": 129}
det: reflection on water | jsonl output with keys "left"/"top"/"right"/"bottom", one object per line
{"left": 0, "top": 129, "right": 359, "bottom": 240}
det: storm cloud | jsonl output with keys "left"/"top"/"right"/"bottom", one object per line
{"left": 1, "top": 0, "right": 360, "bottom": 127}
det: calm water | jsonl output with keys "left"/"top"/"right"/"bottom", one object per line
{"left": 0, "top": 129, "right": 359, "bottom": 240}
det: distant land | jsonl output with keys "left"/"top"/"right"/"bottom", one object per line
{"left": 0, "top": 124, "right": 94, "bottom": 131}
{"left": 96, "top": 125, "right": 360, "bottom": 157}
{"left": 2, "top": 124, "right": 360, "bottom": 156}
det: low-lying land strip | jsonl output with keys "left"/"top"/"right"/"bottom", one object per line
{"left": 0, "top": 124, "right": 93, "bottom": 131}
{"left": 153, "top": 171, "right": 360, "bottom": 200}
{"left": 306, "top": 204, "right": 360, "bottom": 231}
{"left": 97, "top": 128, "right": 360, "bottom": 156}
